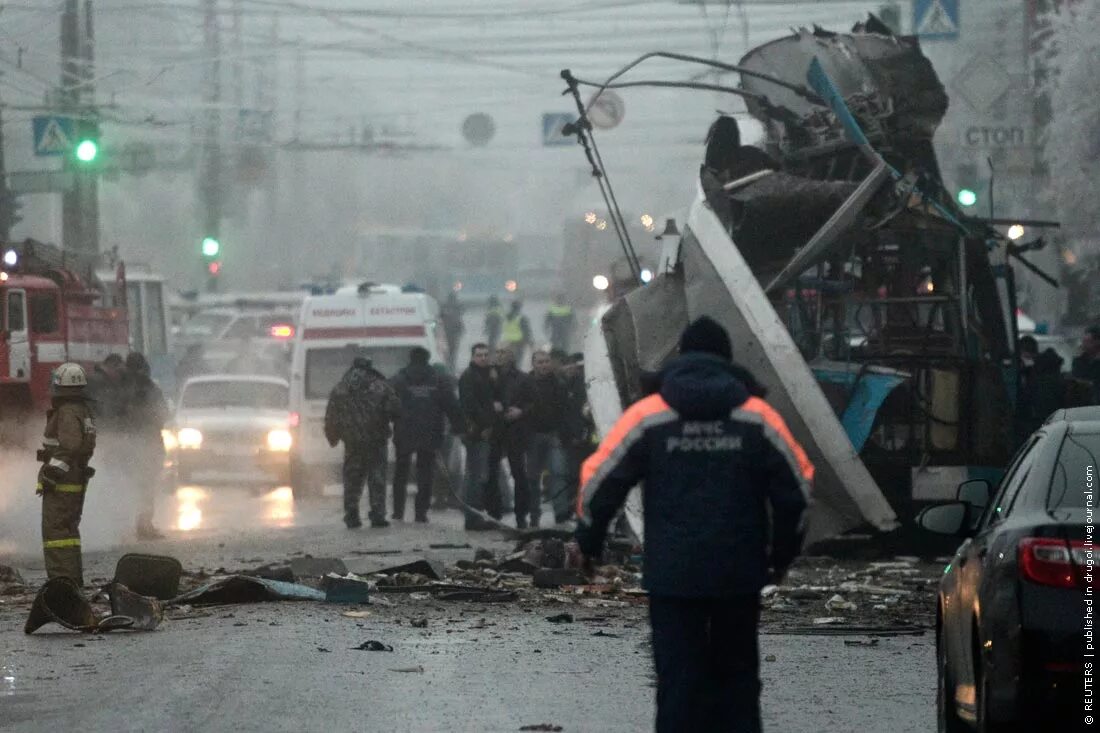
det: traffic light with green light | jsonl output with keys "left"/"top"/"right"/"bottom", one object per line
{"left": 71, "top": 121, "right": 100, "bottom": 166}
{"left": 201, "top": 236, "right": 221, "bottom": 259}
{"left": 956, "top": 188, "right": 978, "bottom": 208}
{"left": 954, "top": 164, "right": 983, "bottom": 209}
{"left": 201, "top": 235, "right": 222, "bottom": 285}
{"left": 74, "top": 138, "right": 98, "bottom": 163}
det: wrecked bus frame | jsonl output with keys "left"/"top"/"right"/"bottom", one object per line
{"left": 576, "top": 19, "right": 1022, "bottom": 544}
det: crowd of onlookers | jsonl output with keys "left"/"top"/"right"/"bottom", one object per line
{"left": 1015, "top": 324, "right": 1100, "bottom": 444}
{"left": 457, "top": 344, "right": 593, "bottom": 530}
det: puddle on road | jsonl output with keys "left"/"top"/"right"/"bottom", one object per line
{"left": 169, "top": 485, "right": 296, "bottom": 532}
{"left": 2, "top": 664, "right": 16, "bottom": 695}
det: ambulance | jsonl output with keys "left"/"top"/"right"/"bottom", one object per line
{"left": 287, "top": 282, "right": 448, "bottom": 498}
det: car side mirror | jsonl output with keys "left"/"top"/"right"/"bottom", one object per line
{"left": 917, "top": 502, "right": 973, "bottom": 537}
{"left": 956, "top": 479, "right": 992, "bottom": 511}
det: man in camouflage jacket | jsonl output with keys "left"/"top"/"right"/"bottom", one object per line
{"left": 325, "top": 357, "right": 401, "bottom": 528}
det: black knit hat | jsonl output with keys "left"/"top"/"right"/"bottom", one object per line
{"left": 679, "top": 316, "right": 732, "bottom": 361}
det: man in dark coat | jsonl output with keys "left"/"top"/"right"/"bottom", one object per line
{"left": 120, "top": 352, "right": 171, "bottom": 540}
{"left": 523, "top": 350, "right": 570, "bottom": 527}
{"left": 390, "top": 347, "right": 464, "bottom": 522}
{"left": 325, "top": 356, "right": 401, "bottom": 528}
{"left": 575, "top": 317, "right": 812, "bottom": 733}
{"left": 458, "top": 343, "right": 498, "bottom": 530}
{"left": 440, "top": 292, "right": 465, "bottom": 372}
{"left": 487, "top": 346, "right": 532, "bottom": 525}
{"left": 87, "top": 353, "right": 126, "bottom": 431}
{"left": 1072, "top": 325, "right": 1100, "bottom": 405}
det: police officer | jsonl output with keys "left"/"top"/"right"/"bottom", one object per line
{"left": 575, "top": 317, "right": 813, "bottom": 733}
{"left": 500, "top": 301, "right": 532, "bottom": 365}
{"left": 483, "top": 296, "right": 504, "bottom": 351}
{"left": 324, "top": 355, "right": 401, "bottom": 528}
{"left": 37, "top": 363, "right": 97, "bottom": 586}
{"left": 544, "top": 294, "right": 576, "bottom": 353}
{"left": 390, "top": 347, "right": 464, "bottom": 523}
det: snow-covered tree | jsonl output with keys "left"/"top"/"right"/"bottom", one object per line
{"left": 1038, "top": 2, "right": 1100, "bottom": 239}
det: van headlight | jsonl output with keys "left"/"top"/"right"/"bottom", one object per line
{"left": 177, "top": 427, "right": 203, "bottom": 450}
{"left": 266, "top": 428, "right": 293, "bottom": 452}
{"left": 162, "top": 429, "right": 179, "bottom": 452}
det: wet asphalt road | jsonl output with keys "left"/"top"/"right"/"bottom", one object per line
{"left": 0, "top": 482, "right": 935, "bottom": 733}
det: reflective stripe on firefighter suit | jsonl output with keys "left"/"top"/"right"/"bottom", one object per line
{"left": 39, "top": 399, "right": 96, "bottom": 586}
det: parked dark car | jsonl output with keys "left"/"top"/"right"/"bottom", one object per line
{"left": 920, "top": 407, "right": 1097, "bottom": 732}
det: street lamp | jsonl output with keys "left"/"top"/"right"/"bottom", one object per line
{"left": 1007, "top": 224, "right": 1025, "bottom": 241}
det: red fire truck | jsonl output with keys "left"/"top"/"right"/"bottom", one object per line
{"left": 0, "top": 239, "right": 129, "bottom": 412}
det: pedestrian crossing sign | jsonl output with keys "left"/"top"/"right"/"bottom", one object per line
{"left": 913, "top": 0, "right": 959, "bottom": 40}
{"left": 32, "top": 116, "right": 75, "bottom": 157}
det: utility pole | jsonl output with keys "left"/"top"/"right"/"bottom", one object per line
{"left": 0, "top": 86, "right": 14, "bottom": 243}
{"left": 80, "top": 0, "right": 99, "bottom": 254}
{"left": 293, "top": 37, "right": 303, "bottom": 141}
{"left": 200, "top": 0, "right": 223, "bottom": 291}
{"left": 60, "top": 0, "right": 83, "bottom": 255}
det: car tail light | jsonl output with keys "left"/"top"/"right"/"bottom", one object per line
{"left": 269, "top": 324, "right": 294, "bottom": 339}
{"left": 288, "top": 411, "right": 300, "bottom": 428}
{"left": 1018, "top": 537, "right": 1093, "bottom": 589}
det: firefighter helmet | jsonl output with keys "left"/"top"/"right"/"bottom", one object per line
{"left": 52, "top": 363, "right": 88, "bottom": 389}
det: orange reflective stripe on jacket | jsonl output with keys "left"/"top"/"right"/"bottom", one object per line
{"left": 577, "top": 393, "right": 673, "bottom": 517}
{"left": 740, "top": 396, "right": 815, "bottom": 486}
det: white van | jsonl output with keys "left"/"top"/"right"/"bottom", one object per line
{"left": 287, "top": 283, "right": 447, "bottom": 497}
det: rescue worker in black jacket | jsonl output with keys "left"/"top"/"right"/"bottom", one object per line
{"left": 575, "top": 317, "right": 813, "bottom": 733}
{"left": 37, "top": 363, "right": 97, "bottom": 586}
{"left": 325, "top": 355, "right": 401, "bottom": 528}
{"left": 390, "top": 347, "right": 464, "bottom": 522}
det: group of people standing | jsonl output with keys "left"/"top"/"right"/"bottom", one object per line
{"left": 323, "top": 339, "right": 594, "bottom": 532}
{"left": 34, "top": 352, "right": 168, "bottom": 590}
{"left": 458, "top": 343, "right": 592, "bottom": 530}
{"left": 87, "top": 352, "right": 171, "bottom": 539}
{"left": 324, "top": 347, "right": 465, "bottom": 529}
{"left": 438, "top": 293, "right": 576, "bottom": 371}
{"left": 1014, "top": 324, "right": 1100, "bottom": 444}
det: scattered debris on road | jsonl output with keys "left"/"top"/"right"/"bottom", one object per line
{"left": 545, "top": 613, "right": 574, "bottom": 624}
{"left": 321, "top": 573, "right": 371, "bottom": 603}
{"left": 112, "top": 554, "right": 182, "bottom": 600}
{"left": 341, "top": 610, "right": 371, "bottom": 619}
{"left": 24, "top": 578, "right": 163, "bottom": 634}
{"left": 351, "top": 640, "right": 393, "bottom": 652}
{"left": 169, "top": 575, "right": 326, "bottom": 605}
{"left": 389, "top": 665, "right": 425, "bottom": 673}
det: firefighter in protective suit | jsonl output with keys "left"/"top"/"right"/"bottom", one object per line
{"left": 37, "top": 363, "right": 97, "bottom": 586}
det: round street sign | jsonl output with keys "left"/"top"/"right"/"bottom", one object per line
{"left": 587, "top": 90, "right": 625, "bottom": 130}
{"left": 462, "top": 113, "right": 496, "bottom": 146}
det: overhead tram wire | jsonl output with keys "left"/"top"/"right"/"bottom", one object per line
{"left": 580, "top": 51, "right": 823, "bottom": 116}
{"left": 561, "top": 69, "right": 641, "bottom": 284}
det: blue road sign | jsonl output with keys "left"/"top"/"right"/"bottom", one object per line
{"left": 32, "top": 116, "right": 75, "bottom": 157}
{"left": 542, "top": 113, "right": 575, "bottom": 147}
{"left": 913, "top": 0, "right": 959, "bottom": 41}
